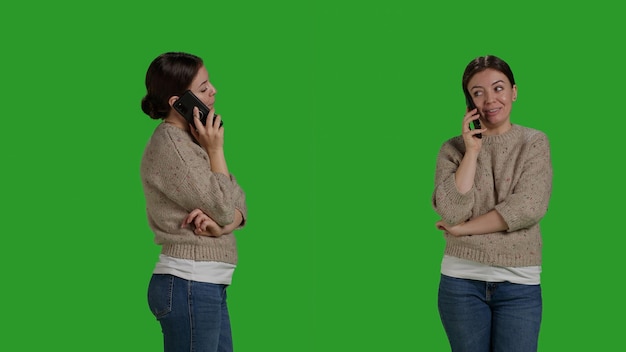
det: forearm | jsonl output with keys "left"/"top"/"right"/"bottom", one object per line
{"left": 208, "top": 149, "right": 229, "bottom": 176}
{"left": 459, "top": 210, "right": 508, "bottom": 236}
{"left": 454, "top": 150, "right": 479, "bottom": 194}
{"left": 191, "top": 208, "right": 244, "bottom": 237}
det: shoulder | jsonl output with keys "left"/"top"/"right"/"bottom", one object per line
{"left": 150, "top": 123, "right": 189, "bottom": 144}
{"left": 143, "top": 124, "right": 204, "bottom": 165}
{"left": 512, "top": 125, "right": 551, "bottom": 161}
{"left": 146, "top": 124, "right": 198, "bottom": 153}
{"left": 439, "top": 135, "right": 465, "bottom": 155}
{"left": 515, "top": 124, "right": 549, "bottom": 144}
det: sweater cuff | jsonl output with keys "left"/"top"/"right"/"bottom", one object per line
{"left": 433, "top": 175, "right": 475, "bottom": 225}
{"left": 442, "top": 174, "right": 474, "bottom": 205}
{"left": 494, "top": 202, "right": 518, "bottom": 232}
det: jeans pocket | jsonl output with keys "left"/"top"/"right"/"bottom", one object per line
{"left": 147, "top": 274, "right": 174, "bottom": 320}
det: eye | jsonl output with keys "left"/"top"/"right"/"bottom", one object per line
{"left": 495, "top": 86, "right": 504, "bottom": 92}
{"left": 473, "top": 91, "right": 483, "bottom": 97}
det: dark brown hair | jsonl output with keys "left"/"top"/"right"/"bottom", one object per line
{"left": 141, "top": 52, "right": 204, "bottom": 119}
{"left": 462, "top": 55, "right": 515, "bottom": 99}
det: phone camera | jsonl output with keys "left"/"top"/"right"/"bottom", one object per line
{"left": 175, "top": 102, "right": 186, "bottom": 114}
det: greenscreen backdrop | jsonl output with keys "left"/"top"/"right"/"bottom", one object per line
{"left": 2, "top": 0, "right": 623, "bottom": 351}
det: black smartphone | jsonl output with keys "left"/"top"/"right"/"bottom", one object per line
{"left": 173, "top": 90, "right": 222, "bottom": 127}
{"left": 465, "top": 94, "right": 482, "bottom": 139}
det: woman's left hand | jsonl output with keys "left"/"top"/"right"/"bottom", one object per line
{"left": 436, "top": 220, "right": 465, "bottom": 237}
{"left": 181, "top": 209, "right": 224, "bottom": 237}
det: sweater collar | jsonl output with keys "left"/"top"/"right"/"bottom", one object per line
{"left": 481, "top": 124, "right": 523, "bottom": 145}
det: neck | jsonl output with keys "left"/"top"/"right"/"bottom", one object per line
{"left": 483, "top": 121, "right": 512, "bottom": 136}
{"left": 163, "top": 114, "right": 189, "bottom": 131}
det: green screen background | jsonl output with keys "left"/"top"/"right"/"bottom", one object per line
{"left": 2, "top": 1, "right": 623, "bottom": 350}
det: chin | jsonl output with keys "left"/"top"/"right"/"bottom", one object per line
{"left": 486, "top": 113, "right": 508, "bottom": 125}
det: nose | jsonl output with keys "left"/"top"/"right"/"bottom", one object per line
{"left": 210, "top": 84, "right": 217, "bottom": 96}
{"left": 483, "top": 90, "right": 496, "bottom": 104}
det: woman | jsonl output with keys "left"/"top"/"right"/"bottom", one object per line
{"left": 140, "top": 52, "right": 247, "bottom": 352}
{"left": 432, "top": 55, "right": 552, "bottom": 352}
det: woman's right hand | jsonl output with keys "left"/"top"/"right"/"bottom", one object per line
{"left": 189, "top": 106, "right": 230, "bottom": 175}
{"left": 462, "top": 108, "right": 486, "bottom": 154}
{"left": 181, "top": 208, "right": 224, "bottom": 237}
{"left": 190, "top": 106, "right": 224, "bottom": 153}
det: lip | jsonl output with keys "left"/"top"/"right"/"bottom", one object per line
{"left": 483, "top": 107, "right": 501, "bottom": 117}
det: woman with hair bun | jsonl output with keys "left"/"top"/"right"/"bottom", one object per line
{"left": 140, "top": 52, "right": 247, "bottom": 352}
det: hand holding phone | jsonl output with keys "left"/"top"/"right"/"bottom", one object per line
{"left": 465, "top": 94, "right": 482, "bottom": 139}
{"left": 173, "top": 90, "right": 222, "bottom": 127}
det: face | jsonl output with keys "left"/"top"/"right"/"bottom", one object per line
{"left": 467, "top": 68, "right": 517, "bottom": 133}
{"left": 188, "top": 65, "right": 217, "bottom": 109}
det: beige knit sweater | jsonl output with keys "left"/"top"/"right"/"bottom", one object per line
{"left": 140, "top": 123, "right": 247, "bottom": 265}
{"left": 432, "top": 124, "right": 552, "bottom": 267}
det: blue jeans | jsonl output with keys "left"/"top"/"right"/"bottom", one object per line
{"left": 147, "top": 274, "right": 233, "bottom": 352}
{"left": 438, "top": 274, "right": 542, "bottom": 352}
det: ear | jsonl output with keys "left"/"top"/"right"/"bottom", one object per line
{"left": 512, "top": 84, "right": 518, "bottom": 101}
{"left": 168, "top": 95, "right": 180, "bottom": 108}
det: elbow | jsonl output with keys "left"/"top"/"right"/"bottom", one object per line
{"left": 204, "top": 187, "right": 236, "bottom": 226}
{"left": 212, "top": 206, "right": 235, "bottom": 227}
{"left": 522, "top": 201, "right": 550, "bottom": 227}
{"left": 504, "top": 209, "right": 547, "bottom": 232}
{"left": 434, "top": 203, "right": 472, "bottom": 226}
{"left": 437, "top": 211, "right": 469, "bottom": 227}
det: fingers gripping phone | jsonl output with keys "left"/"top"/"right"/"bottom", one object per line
{"left": 173, "top": 90, "right": 222, "bottom": 127}
{"left": 465, "top": 93, "right": 482, "bottom": 139}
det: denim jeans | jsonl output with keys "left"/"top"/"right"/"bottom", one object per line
{"left": 438, "top": 274, "right": 542, "bottom": 352}
{"left": 148, "top": 274, "right": 233, "bottom": 352}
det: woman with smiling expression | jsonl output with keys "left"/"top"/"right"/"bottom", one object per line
{"left": 432, "top": 55, "right": 552, "bottom": 351}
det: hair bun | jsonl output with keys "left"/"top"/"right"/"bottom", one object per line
{"left": 141, "top": 95, "right": 156, "bottom": 119}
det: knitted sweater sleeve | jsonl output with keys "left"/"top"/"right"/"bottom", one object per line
{"left": 494, "top": 131, "right": 553, "bottom": 232}
{"left": 432, "top": 138, "right": 476, "bottom": 225}
{"left": 142, "top": 126, "right": 238, "bottom": 227}
{"left": 230, "top": 174, "right": 248, "bottom": 228}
